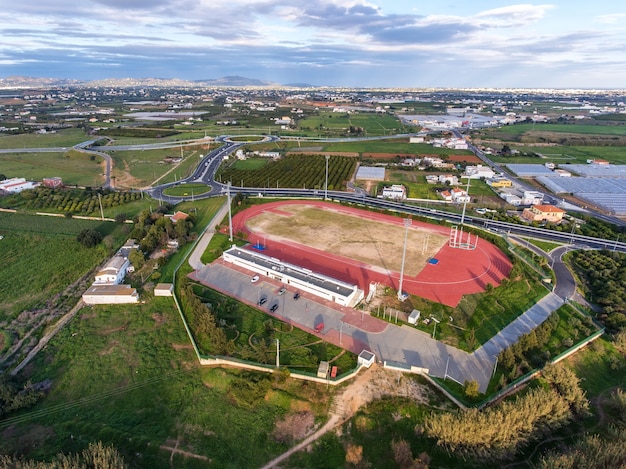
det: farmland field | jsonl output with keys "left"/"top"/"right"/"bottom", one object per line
{"left": 0, "top": 128, "right": 89, "bottom": 149}
{"left": 491, "top": 145, "right": 626, "bottom": 164}
{"left": 0, "top": 212, "right": 125, "bottom": 318}
{"left": 0, "top": 150, "right": 104, "bottom": 186}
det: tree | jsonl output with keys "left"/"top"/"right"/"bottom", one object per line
{"left": 114, "top": 212, "right": 127, "bottom": 223}
{"left": 76, "top": 228, "right": 103, "bottom": 248}
{"left": 464, "top": 380, "right": 480, "bottom": 398}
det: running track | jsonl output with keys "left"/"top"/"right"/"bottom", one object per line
{"left": 229, "top": 200, "right": 512, "bottom": 307}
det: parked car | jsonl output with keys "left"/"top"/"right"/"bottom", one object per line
{"left": 278, "top": 287, "right": 287, "bottom": 295}
{"left": 270, "top": 303, "right": 279, "bottom": 312}
{"left": 258, "top": 296, "right": 267, "bottom": 306}
{"left": 251, "top": 275, "right": 260, "bottom": 283}
{"left": 293, "top": 292, "right": 300, "bottom": 300}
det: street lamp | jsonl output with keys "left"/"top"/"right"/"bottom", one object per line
{"left": 398, "top": 218, "right": 411, "bottom": 300}
{"left": 325, "top": 155, "right": 330, "bottom": 201}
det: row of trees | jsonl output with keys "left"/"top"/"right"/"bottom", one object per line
{"left": 422, "top": 364, "right": 588, "bottom": 462}
{"left": 497, "top": 310, "right": 593, "bottom": 383}
{"left": 177, "top": 278, "right": 233, "bottom": 356}
{"left": 216, "top": 154, "right": 357, "bottom": 190}
{"left": 571, "top": 249, "right": 626, "bottom": 331}
{"left": 3, "top": 186, "right": 142, "bottom": 215}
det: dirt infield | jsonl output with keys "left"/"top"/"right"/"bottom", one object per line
{"left": 229, "top": 201, "right": 512, "bottom": 307}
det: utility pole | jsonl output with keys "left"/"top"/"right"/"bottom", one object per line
{"left": 398, "top": 218, "right": 411, "bottom": 300}
{"left": 227, "top": 182, "right": 233, "bottom": 241}
{"left": 276, "top": 339, "right": 280, "bottom": 368}
{"left": 325, "top": 155, "right": 330, "bottom": 200}
{"left": 98, "top": 193, "right": 104, "bottom": 221}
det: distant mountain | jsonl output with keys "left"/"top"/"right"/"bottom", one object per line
{"left": 0, "top": 76, "right": 83, "bottom": 88}
{"left": 283, "top": 82, "right": 317, "bottom": 88}
{"left": 196, "top": 75, "right": 281, "bottom": 87}
{"left": 0, "top": 75, "right": 295, "bottom": 89}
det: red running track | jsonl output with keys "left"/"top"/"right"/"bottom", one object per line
{"left": 228, "top": 200, "right": 512, "bottom": 307}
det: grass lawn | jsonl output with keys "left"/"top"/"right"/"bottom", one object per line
{"left": 523, "top": 238, "right": 563, "bottom": 252}
{"left": 162, "top": 183, "right": 210, "bottom": 197}
{"left": 0, "top": 298, "right": 333, "bottom": 468}
{"left": 231, "top": 158, "right": 269, "bottom": 170}
{"left": 0, "top": 212, "right": 127, "bottom": 318}
{"left": 0, "top": 150, "right": 104, "bottom": 187}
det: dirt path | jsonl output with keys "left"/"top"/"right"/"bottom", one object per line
{"left": 261, "top": 365, "right": 434, "bottom": 469}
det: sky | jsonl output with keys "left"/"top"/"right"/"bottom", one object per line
{"left": 1, "top": 0, "right": 625, "bottom": 89}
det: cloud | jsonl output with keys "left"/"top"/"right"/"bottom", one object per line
{"left": 594, "top": 13, "right": 626, "bottom": 24}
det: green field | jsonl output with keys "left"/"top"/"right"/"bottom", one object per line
{"left": 0, "top": 212, "right": 125, "bottom": 318}
{"left": 0, "top": 150, "right": 104, "bottom": 186}
{"left": 0, "top": 299, "right": 333, "bottom": 468}
{"left": 295, "top": 110, "right": 411, "bottom": 137}
{"left": 162, "top": 183, "right": 210, "bottom": 197}
{"left": 492, "top": 145, "right": 626, "bottom": 164}
{"left": 0, "top": 128, "right": 90, "bottom": 149}
{"left": 108, "top": 144, "right": 213, "bottom": 188}
{"left": 486, "top": 122, "right": 626, "bottom": 137}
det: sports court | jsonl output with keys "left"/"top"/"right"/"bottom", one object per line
{"left": 229, "top": 200, "right": 512, "bottom": 307}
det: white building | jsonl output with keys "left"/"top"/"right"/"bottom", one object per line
{"left": 502, "top": 193, "right": 522, "bottom": 206}
{"left": 94, "top": 256, "right": 130, "bottom": 285}
{"left": 465, "top": 165, "right": 495, "bottom": 179}
{"left": 450, "top": 187, "right": 470, "bottom": 203}
{"left": 381, "top": 184, "right": 406, "bottom": 200}
{"left": 223, "top": 247, "right": 363, "bottom": 307}
{"left": 154, "top": 283, "right": 174, "bottom": 297}
{"left": 83, "top": 284, "right": 139, "bottom": 305}
{"left": 0, "top": 177, "right": 38, "bottom": 193}
{"left": 522, "top": 191, "right": 544, "bottom": 206}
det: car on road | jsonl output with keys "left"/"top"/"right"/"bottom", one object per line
{"left": 293, "top": 292, "right": 300, "bottom": 300}
{"left": 258, "top": 296, "right": 267, "bottom": 306}
{"left": 251, "top": 275, "right": 260, "bottom": 283}
{"left": 278, "top": 287, "right": 287, "bottom": 295}
{"left": 270, "top": 303, "right": 279, "bottom": 312}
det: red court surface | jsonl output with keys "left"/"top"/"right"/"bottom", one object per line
{"left": 228, "top": 200, "right": 512, "bottom": 307}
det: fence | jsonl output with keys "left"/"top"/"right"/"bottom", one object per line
{"left": 475, "top": 326, "right": 605, "bottom": 409}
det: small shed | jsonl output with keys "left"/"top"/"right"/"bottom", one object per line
{"left": 154, "top": 283, "right": 174, "bottom": 297}
{"left": 317, "top": 361, "right": 330, "bottom": 378}
{"left": 408, "top": 309, "right": 421, "bottom": 325}
{"left": 358, "top": 350, "right": 376, "bottom": 368}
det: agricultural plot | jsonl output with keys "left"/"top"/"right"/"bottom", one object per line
{"left": 0, "top": 212, "right": 120, "bottom": 318}
{"left": 296, "top": 111, "right": 411, "bottom": 137}
{"left": 0, "top": 128, "right": 89, "bottom": 149}
{"left": 492, "top": 145, "right": 626, "bottom": 164}
{"left": 0, "top": 150, "right": 104, "bottom": 186}
{"left": 217, "top": 154, "right": 357, "bottom": 190}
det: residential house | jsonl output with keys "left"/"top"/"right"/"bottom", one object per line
{"left": 94, "top": 256, "right": 130, "bottom": 285}
{"left": 521, "top": 204, "right": 566, "bottom": 223}
{"left": 381, "top": 184, "right": 407, "bottom": 200}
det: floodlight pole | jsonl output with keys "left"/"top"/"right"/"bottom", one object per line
{"left": 444, "top": 355, "right": 450, "bottom": 380}
{"left": 398, "top": 218, "right": 412, "bottom": 300}
{"left": 227, "top": 181, "right": 233, "bottom": 241}
{"left": 325, "top": 155, "right": 330, "bottom": 200}
{"left": 460, "top": 177, "right": 471, "bottom": 226}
